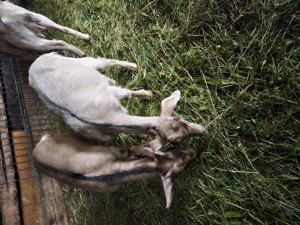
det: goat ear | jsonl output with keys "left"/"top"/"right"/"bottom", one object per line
{"left": 160, "top": 90, "right": 181, "bottom": 118}
{"left": 163, "top": 163, "right": 177, "bottom": 179}
{"left": 149, "top": 136, "right": 166, "bottom": 153}
{"left": 162, "top": 177, "right": 173, "bottom": 209}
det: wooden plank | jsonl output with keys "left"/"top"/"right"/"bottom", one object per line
{"left": 18, "top": 60, "right": 69, "bottom": 225}
{"left": 0, "top": 56, "right": 69, "bottom": 225}
{"left": 0, "top": 134, "right": 21, "bottom": 225}
{"left": 0, "top": 71, "right": 21, "bottom": 225}
{"left": 12, "top": 131, "right": 44, "bottom": 225}
{"left": 39, "top": 175, "right": 69, "bottom": 225}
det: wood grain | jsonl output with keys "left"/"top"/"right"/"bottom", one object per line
{"left": 12, "top": 131, "right": 44, "bottom": 225}
{"left": 0, "top": 72, "right": 21, "bottom": 225}
{"left": 18, "top": 59, "right": 69, "bottom": 225}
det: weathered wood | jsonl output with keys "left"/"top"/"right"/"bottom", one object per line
{"left": 0, "top": 68, "right": 21, "bottom": 225}
{"left": 0, "top": 55, "right": 69, "bottom": 225}
{"left": 0, "top": 136, "right": 21, "bottom": 225}
{"left": 12, "top": 131, "right": 44, "bottom": 225}
{"left": 39, "top": 175, "right": 69, "bottom": 225}
{"left": 18, "top": 60, "right": 69, "bottom": 225}
{"left": 0, "top": 56, "right": 24, "bottom": 130}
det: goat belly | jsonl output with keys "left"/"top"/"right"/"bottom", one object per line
{"left": 34, "top": 161, "right": 156, "bottom": 192}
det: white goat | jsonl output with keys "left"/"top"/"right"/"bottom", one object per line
{"left": 29, "top": 53, "right": 205, "bottom": 152}
{"left": 0, "top": 1, "right": 91, "bottom": 59}
{"left": 33, "top": 131, "right": 198, "bottom": 208}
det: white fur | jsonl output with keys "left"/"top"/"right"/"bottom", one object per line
{"left": 0, "top": 1, "right": 91, "bottom": 59}
{"left": 29, "top": 53, "right": 205, "bottom": 152}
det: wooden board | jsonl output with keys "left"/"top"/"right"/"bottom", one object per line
{"left": 0, "top": 56, "right": 69, "bottom": 225}
{"left": 39, "top": 175, "right": 69, "bottom": 225}
{"left": 12, "top": 131, "right": 44, "bottom": 225}
{"left": 18, "top": 60, "right": 69, "bottom": 225}
{"left": 0, "top": 71, "right": 21, "bottom": 225}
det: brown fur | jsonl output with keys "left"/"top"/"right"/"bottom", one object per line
{"left": 33, "top": 131, "right": 197, "bottom": 208}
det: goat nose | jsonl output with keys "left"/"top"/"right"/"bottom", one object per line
{"left": 186, "top": 148, "right": 197, "bottom": 159}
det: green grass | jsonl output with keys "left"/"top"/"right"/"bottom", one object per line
{"left": 28, "top": 0, "right": 299, "bottom": 224}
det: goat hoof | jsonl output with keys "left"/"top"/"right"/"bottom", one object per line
{"left": 143, "top": 90, "right": 153, "bottom": 99}
{"left": 87, "top": 36, "right": 93, "bottom": 44}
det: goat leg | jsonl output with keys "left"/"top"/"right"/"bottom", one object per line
{"left": 130, "top": 90, "right": 153, "bottom": 99}
{"left": 38, "top": 39, "right": 87, "bottom": 57}
{"left": 30, "top": 12, "right": 92, "bottom": 42}
{"left": 96, "top": 57, "right": 137, "bottom": 70}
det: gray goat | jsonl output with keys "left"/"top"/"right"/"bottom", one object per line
{"left": 29, "top": 53, "right": 205, "bottom": 153}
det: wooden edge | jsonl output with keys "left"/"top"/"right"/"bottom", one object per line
{"left": 0, "top": 76, "right": 21, "bottom": 225}
{"left": 38, "top": 175, "right": 69, "bottom": 225}
{"left": 12, "top": 131, "right": 44, "bottom": 225}
{"left": 17, "top": 59, "right": 69, "bottom": 225}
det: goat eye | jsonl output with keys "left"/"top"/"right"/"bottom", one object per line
{"left": 171, "top": 123, "right": 179, "bottom": 132}
{"left": 119, "top": 148, "right": 128, "bottom": 156}
{"left": 174, "top": 117, "right": 180, "bottom": 121}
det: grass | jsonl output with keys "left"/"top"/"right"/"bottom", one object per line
{"left": 28, "top": 0, "right": 299, "bottom": 224}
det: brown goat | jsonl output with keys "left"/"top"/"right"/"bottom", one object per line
{"left": 33, "top": 131, "right": 197, "bottom": 208}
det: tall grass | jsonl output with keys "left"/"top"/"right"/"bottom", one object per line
{"left": 29, "top": 0, "right": 299, "bottom": 224}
